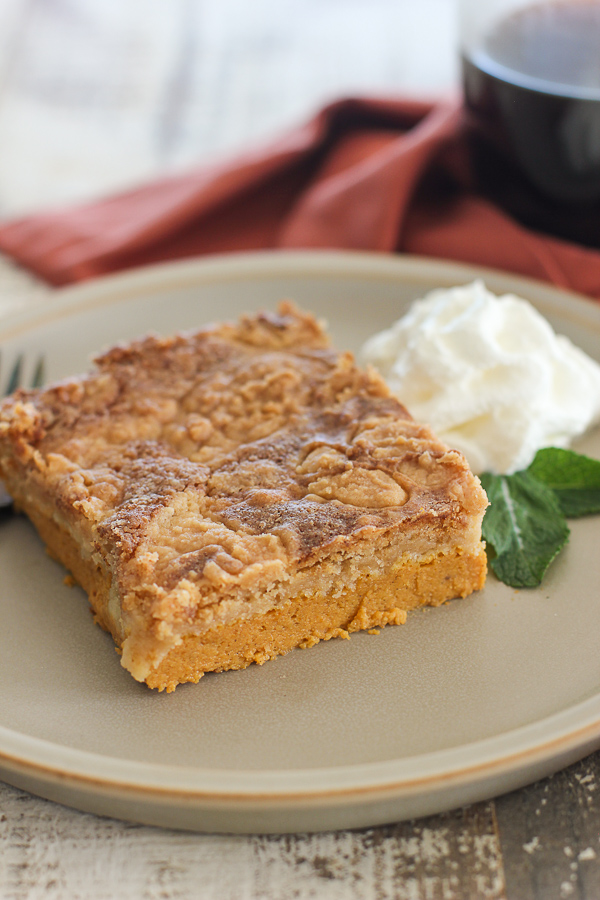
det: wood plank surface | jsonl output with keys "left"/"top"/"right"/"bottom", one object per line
{"left": 4, "top": 761, "right": 600, "bottom": 899}
{"left": 496, "top": 753, "right": 600, "bottom": 900}
{"left": 0, "top": 783, "right": 507, "bottom": 900}
{"left": 0, "top": 2, "right": 600, "bottom": 898}
{"left": 0, "top": 0, "right": 457, "bottom": 217}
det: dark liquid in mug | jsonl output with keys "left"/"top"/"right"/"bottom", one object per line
{"left": 462, "top": 0, "right": 600, "bottom": 244}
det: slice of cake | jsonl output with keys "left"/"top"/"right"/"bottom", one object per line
{"left": 0, "top": 303, "right": 488, "bottom": 691}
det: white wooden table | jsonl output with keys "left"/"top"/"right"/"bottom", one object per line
{"left": 1, "top": 3, "right": 600, "bottom": 898}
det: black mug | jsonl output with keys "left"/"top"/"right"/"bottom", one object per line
{"left": 460, "top": 0, "right": 600, "bottom": 246}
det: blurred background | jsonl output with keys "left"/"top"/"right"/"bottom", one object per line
{"left": 0, "top": 0, "right": 457, "bottom": 218}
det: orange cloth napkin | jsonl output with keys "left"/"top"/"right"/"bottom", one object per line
{"left": 1, "top": 96, "right": 600, "bottom": 296}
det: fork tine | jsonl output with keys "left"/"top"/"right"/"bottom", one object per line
{"left": 31, "top": 356, "right": 45, "bottom": 389}
{"left": 1, "top": 352, "right": 46, "bottom": 398}
{"left": 6, "top": 354, "right": 23, "bottom": 395}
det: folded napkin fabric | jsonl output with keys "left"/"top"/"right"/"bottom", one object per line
{"left": 1, "top": 96, "right": 600, "bottom": 297}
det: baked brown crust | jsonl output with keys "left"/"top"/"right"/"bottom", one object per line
{"left": 0, "top": 302, "right": 488, "bottom": 690}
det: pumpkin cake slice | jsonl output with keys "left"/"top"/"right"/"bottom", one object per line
{"left": 0, "top": 302, "right": 487, "bottom": 691}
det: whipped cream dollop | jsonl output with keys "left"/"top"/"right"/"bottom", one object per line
{"left": 361, "top": 280, "right": 600, "bottom": 475}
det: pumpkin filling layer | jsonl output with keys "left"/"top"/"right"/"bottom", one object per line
{"left": 0, "top": 303, "right": 488, "bottom": 691}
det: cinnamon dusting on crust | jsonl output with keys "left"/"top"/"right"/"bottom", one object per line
{"left": 0, "top": 302, "right": 488, "bottom": 687}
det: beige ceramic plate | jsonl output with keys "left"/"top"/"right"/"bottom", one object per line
{"left": 1, "top": 250, "right": 599, "bottom": 834}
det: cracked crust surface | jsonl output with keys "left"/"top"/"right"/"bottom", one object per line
{"left": 0, "top": 302, "right": 488, "bottom": 690}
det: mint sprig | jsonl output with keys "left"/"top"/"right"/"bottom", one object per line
{"left": 480, "top": 470, "right": 569, "bottom": 588}
{"left": 528, "top": 447, "right": 600, "bottom": 517}
{"left": 481, "top": 447, "right": 600, "bottom": 589}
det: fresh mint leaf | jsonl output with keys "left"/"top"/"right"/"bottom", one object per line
{"left": 480, "top": 471, "right": 569, "bottom": 589}
{"left": 528, "top": 447, "right": 600, "bottom": 517}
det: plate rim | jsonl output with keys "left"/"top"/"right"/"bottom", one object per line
{"left": 2, "top": 248, "right": 600, "bottom": 826}
{"left": 1, "top": 248, "right": 599, "bottom": 345}
{"left": 1, "top": 692, "right": 600, "bottom": 801}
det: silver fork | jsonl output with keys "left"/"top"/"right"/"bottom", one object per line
{"left": 0, "top": 353, "right": 45, "bottom": 510}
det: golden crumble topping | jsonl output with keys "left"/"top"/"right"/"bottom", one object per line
{"left": 0, "top": 302, "right": 488, "bottom": 688}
